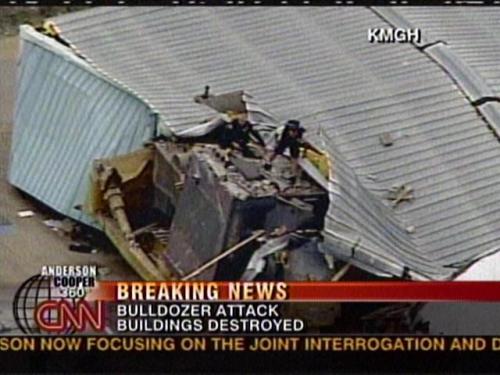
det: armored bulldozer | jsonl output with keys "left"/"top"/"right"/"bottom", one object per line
{"left": 86, "top": 90, "right": 333, "bottom": 284}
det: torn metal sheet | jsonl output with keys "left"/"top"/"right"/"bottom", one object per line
{"left": 175, "top": 91, "right": 279, "bottom": 138}
{"left": 240, "top": 235, "right": 290, "bottom": 281}
{"left": 194, "top": 90, "right": 249, "bottom": 114}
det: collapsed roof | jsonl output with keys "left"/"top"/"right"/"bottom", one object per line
{"left": 49, "top": 7, "right": 500, "bottom": 280}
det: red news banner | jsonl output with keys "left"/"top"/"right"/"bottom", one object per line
{"left": 34, "top": 281, "right": 500, "bottom": 334}
{"left": 87, "top": 281, "right": 500, "bottom": 302}
{"left": 13, "top": 280, "right": 500, "bottom": 356}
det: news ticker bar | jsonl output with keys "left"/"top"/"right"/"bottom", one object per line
{"left": 1, "top": 337, "right": 499, "bottom": 373}
{"left": 1, "top": 0, "right": 500, "bottom": 5}
{"left": 88, "top": 281, "right": 500, "bottom": 302}
{"left": 1, "top": 335, "right": 500, "bottom": 352}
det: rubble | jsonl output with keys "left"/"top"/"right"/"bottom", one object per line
{"left": 68, "top": 242, "right": 97, "bottom": 254}
{"left": 42, "top": 218, "right": 75, "bottom": 235}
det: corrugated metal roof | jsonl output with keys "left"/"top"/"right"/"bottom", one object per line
{"left": 313, "top": 86, "right": 500, "bottom": 279}
{"left": 54, "top": 7, "right": 441, "bottom": 136}
{"left": 9, "top": 27, "right": 155, "bottom": 225}
{"left": 38, "top": 7, "right": 500, "bottom": 279}
{"left": 478, "top": 102, "right": 500, "bottom": 140}
{"left": 394, "top": 7, "right": 500, "bottom": 98}
{"left": 424, "top": 42, "right": 495, "bottom": 103}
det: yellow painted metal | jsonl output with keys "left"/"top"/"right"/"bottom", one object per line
{"left": 85, "top": 147, "right": 173, "bottom": 281}
{"left": 303, "top": 149, "right": 331, "bottom": 179}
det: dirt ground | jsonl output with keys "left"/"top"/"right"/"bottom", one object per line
{"left": 0, "top": 35, "right": 137, "bottom": 334}
{"left": 0, "top": 7, "right": 79, "bottom": 36}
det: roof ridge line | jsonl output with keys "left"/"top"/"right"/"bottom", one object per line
{"left": 369, "top": 6, "right": 499, "bottom": 104}
{"left": 369, "top": 6, "right": 500, "bottom": 148}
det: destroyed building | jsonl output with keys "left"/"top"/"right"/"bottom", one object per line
{"left": 9, "top": 7, "right": 500, "bottom": 283}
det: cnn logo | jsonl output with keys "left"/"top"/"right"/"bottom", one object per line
{"left": 35, "top": 300, "right": 105, "bottom": 333}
